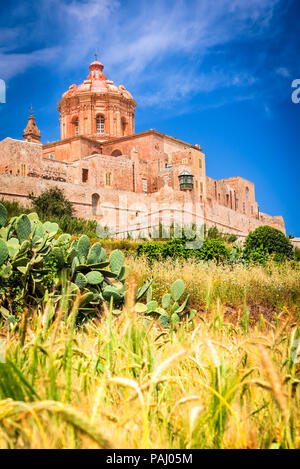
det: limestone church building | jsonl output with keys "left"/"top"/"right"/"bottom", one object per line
{"left": 0, "top": 57, "right": 285, "bottom": 238}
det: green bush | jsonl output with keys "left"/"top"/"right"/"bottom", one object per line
{"left": 51, "top": 215, "right": 97, "bottom": 238}
{"left": 0, "top": 199, "right": 31, "bottom": 218}
{"left": 244, "top": 225, "right": 293, "bottom": 262}
{"left": 206, "top": 225, "right": 238, "bottom": 243}
{"left": 137, "top": 237, "right": 229, "bottom": 263}
{"left": 197, "top": 238, "right": 230, "bottom": 262}
{"left": 29, "top": 187, "right": 74, "bottom": 218}
{"left": 0, "top": 197, "right": 98, "bottom": 237}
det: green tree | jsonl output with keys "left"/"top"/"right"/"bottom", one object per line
{"left": 29, "top": 187, "right": 74, "bottom": 219}
{"left": 244, "top": 225, "right": 293, "bottom": 262}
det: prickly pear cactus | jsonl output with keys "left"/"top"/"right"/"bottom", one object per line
{"left": 31, "top": 221, "right": 45, "bottom": 245}
{"left": 99, "top": 247, "right": 106, "bottom": 262}
{"left": 85, "top": 271, "right": 104, "bottom": 285}
{"left": 0, "top": 208, "right": 132, "bottom": 321}
{"left": 75, "top": 272, "right": 88, "bottom": 289}
{"left": 54, "top": 233, "right": 71, "bottom": 247}
{"left": 77, "top": 235, "right": 90, "bottom": 263}
{"left": 162, "top": 293, "right": 171, "bottom": 309}
{"left": 103, "top": 285, "right": 123, "bottom": 305}
{"left": 16, "top": 215, "right": 31, "bottom": 243}
{"left": 43, "top": 221, "right": 59, "bottom": 236}
{"left": 109, "top": 249, "right": 124, "bottom": 275}
{"left": 0, "top": 239, "right": 9, "bottom": 266}
{"left": 6, "top": 238, "right": 20, "bottom": 257}
{"left": 87, "top": 242, "right": 102, "bottom": 265}
{"left": 0, "top": 262, "right": 12, "bottom": 279}
{"left": 171, "top": 279, "right": 185, "bottom": 301}
{"left": 0, "top": 203, "right": 7, "bottom": 228}
{"left": 52, "top": 247, "right": 65, "bottom": 269}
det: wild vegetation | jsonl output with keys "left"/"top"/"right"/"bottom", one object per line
{"left": 0, "top": 279, "right": 299, "bottom": 449}
{"left": 1, "top": 195, "right": 98, "bottom": 238}
{"left": 0, "top": 196, "right": 299, "bottom": 449}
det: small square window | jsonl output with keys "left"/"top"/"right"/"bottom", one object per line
{"left": 21, "top": 164, "right": 26, "bottom": 176}
{"left": 82, "top": 168, "right": 88, "bottom": 183}
{"left": 142, "top": 178, "right": 148, "bottom": 192}
{"left": 105, "top": 172, "right": 112, "bottom": 187}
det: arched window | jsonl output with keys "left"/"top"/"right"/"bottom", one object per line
{"left": 111, "top": 149, "right": 122, "bottom": 157}
{"left": 96, "top": 115, "right": 105, "bottom": 134}
{"left": 121, "top": 118, "right": 127, "bottom": 136}
{"left": 92, "top": 193, "right": 100, "bottom": 216}
{"left": 72, "top": 117, "right": 79, "bottom": 136}
{"left": 245, "top": 187, "right": 249, "bottom": 201}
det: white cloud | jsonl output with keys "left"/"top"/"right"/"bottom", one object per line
{"left": 0, "top": 0, "right": 282, "bottom": 106}
{"left": 139, "top": 69, "right": 257, "bottom": 107}
{"left": 0, "top": 47, "right": 59, "bottom": 80}
{"left": 275, "top": 67, "right": 291, "bottom": 78}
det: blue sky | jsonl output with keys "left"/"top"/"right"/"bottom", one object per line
{"left": 0, "top": 0, "right": 299, "bottom": 234}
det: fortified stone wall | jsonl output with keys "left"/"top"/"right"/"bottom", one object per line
{"left": 206, "top": 175, "right": 260, "bottom": 220}
{"left": 258, "top": 212, "right": 285, "bottom": 232}
{"left": 0, "top": 138, "right": 43, "bottom": 177}
{"left": 292, "top": 238, "right": 300, "bottom": 249}
{"left": 0, "top": 136, "right": 287, "bottom": 236}
{"left": 205, "top": 200, "right": 265, "bottom": 235}
{"left": 0, "top": 172, "right": 284, "bottom": 238}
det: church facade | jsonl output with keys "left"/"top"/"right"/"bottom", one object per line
{"left": 0, "top": 58, "right": 285, "bottom": 239}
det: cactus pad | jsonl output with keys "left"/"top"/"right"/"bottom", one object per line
{"left": 16, "top": 214, "right": 31, "bottom": 243}
{"left": 75, "top": 272, "right": 88, "bottom": 290}
{"left": 87, "top": 242, "right": 102, "bottom": 265}
{"left": 77, "top": 235, "right": 90, "bottom": 263}
{"left": 171, "top": 279, "right": 185, "bottom": 301}
{"left": 0, "top": 239, "right": 9, "bottom": 266}
{"left": 109, "top": 249, "right": 124, "bottom": 275}
{"left": 102, "top": 285, "right": 123, "bottom": 305}
{"left": 0, "top": 203, "right": 7, "bottom": 228}
{"left": 86, "top": 271, "right": 104, "bottom": 285}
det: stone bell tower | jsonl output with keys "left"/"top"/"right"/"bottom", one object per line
{"left": 23, "top": 108, "right": 41, "bottom": 143}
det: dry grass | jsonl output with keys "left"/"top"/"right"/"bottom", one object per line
{"left": 128, "top": 257, "right": 300, "bottom": 316}
{"left": 0, "top": 270, "right": 299, "bottom": 449}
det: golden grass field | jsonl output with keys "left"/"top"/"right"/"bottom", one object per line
{"left": 0, "top": 258, "right": 299, "bottom": 449}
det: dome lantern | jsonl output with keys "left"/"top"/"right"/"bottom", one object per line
{"left": 88, "top": 53, "right": 106, "bottom": 80}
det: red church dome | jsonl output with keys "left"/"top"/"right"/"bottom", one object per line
{"left": 58, "top": 56, "right": 136, "bottom": 141}
{"left": 62, "top": 58, "right": 134, "bottom": 101}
